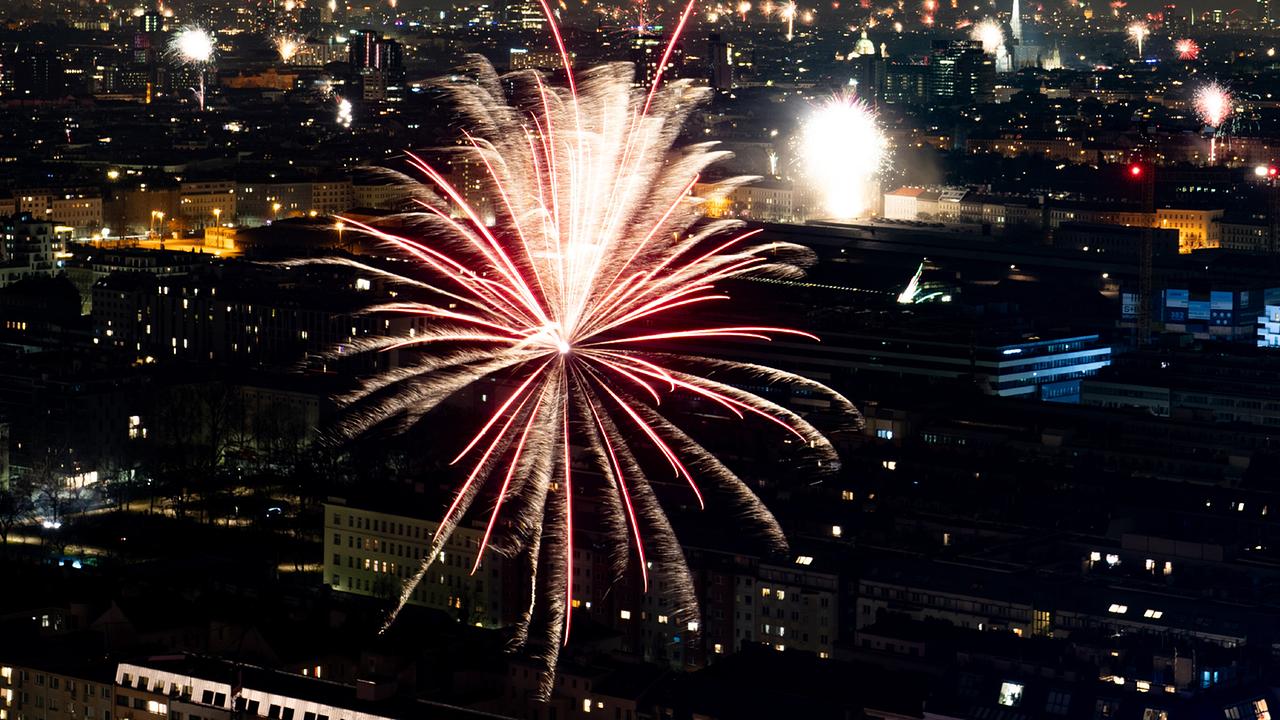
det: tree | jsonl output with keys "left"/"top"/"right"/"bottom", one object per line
{"left": 0, "top": 478, "right": 35, "bottom": 547}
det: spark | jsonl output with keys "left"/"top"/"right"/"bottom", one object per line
{"left": 1128, "top": 21, "right": 1148, "bottom": 57}
{"left": 276, "top": 36, "right": 300, "bottom": 62}
{"left": 168, "top": 27, "right": 214, "bottom": 111}
{"left": 777, "top": 0, "right": 798, "bottom": 38}
{"left": 970, "top": 18, "right": 1004, "bottom": 55}
{"left": 798, "top": 94, "right": 887, "bottom": 220}
{"left": 336, "top": 96, "right": 353, "bottom": 127}
{"left": 1194, "top": 81, "right": 1231, "bottom": 164}
{"left": 318, "top": 0, "right": 856, "bottom": 697}
{"left": 1194, "top": 81, "right": 1231, "bottom": 127}
{"left": 169, "top": 26, "right": 214, "bottom": 64}
{"left": 1175, "top": 38, "right": 1199, "bottom": 60}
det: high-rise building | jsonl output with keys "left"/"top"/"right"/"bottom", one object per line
{"left": 631, "top": 31, "right": 680, "bottom": 87}
{"left": 708, "top": 34, "right": 733, "bottom": 90}
{"left": 348, "top": 30, "right": 402, "bottom": 75}
{"left": 927, "top": 39, "right": 993, "bottom": 105}
{"left": 10, "top": 47, "right": 66, "bottom": 99}
{"left": 139, "top": 10, "right": 162, "bottom": 33}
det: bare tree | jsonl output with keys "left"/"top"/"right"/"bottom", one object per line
{"left": 0, "top": 477, "right": 35, "bottom": 547}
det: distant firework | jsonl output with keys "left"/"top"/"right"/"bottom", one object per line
{"left": 799, "top": 95, "right": 888, "bottom": 219}
{"left": 1194, "top": 82, "right": 1232, "bottom": 127}
{"left": 276, "top": 36, "right": 300, "bottom": 62}
{"left": 168, "top": 27, "right": 215, "bottom": 111}
{"left": 1175, "top": 38, "right": 1199, "bottom": 60}
{"left": 1195, "top": 81, "right": 1232, "bottom": 164}
{"left": 313, "top": 0, "right": 856, "bottom": 698}
{"left": 335, "top": 96, "right": 353, "bottom": 127}
{"left": 970, "top": 18, "right": 1004, "bottom": 54}
{"left": 778, "top": 0, "right": 799, "bottom": 38}
{"left": 1128, "top": 21, "right": 1149, "bottom": 57}
{"left": 169, "top": 26, "right": 214, "bottom": 64}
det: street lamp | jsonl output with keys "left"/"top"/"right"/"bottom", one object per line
{"left": 271, "top": 202, "right": 282, "bottom": 220}
{"left": 335, "top": 220, "right": 345, "bottom": 249}
{"left": 212, "top": 207, "right": 222, "bottom": 227}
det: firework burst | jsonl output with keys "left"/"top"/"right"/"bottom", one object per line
{"left": 970, "top": 18, "right": 1004, "bottom": 54}
{"left": 778, "top": 0, "right": 799, "bottom": 38}
{"left": 316, "top": 0, "right": 856, "bottom": 696}
{"left": 799, "top": 94, "right": 887, "bottom": 219}
{"left": 168, "top": 26, "right": 215, "bottom": 111}
{"left": 276, "top": 36, "right": 300, "bottom": 63}
{"left": 1194, "top": 81, "right": 1232, "bottom": 127}
{"left": 1175, "top": 37, "right": 1199, "bottom": 60}
{"left": 1194, "top": 81, "right": 1232, "bottom": 163}
{"left": 1127, "top": 21, "right": 1149, "bottom": 58}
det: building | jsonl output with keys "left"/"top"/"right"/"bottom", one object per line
{"left": 0, "top": 658, "right": 117, "bottom": 720}
{"left": 755, "top": 555, "right": 839, "bottom": 658}
{"left": 114, "top": 655, "right": 500, "bottom": 720}
{"left": 926, "top": 40, "right": 994, "bottom": 105}
{"left": 1156, "top": 207, "right": 1223, "bottom": 253}
{"left": 1054, "top": 222, "right": 1180, "bottom": 257}
{"left": 14, "top": 189, "right": 104, "bottom": 237}
{"left": 324, "top": 498, "right": 521, "bottom": 628}
{"left": 694, "top": 180, "right": 803, "bottom": 224}
{"left": 1219, "top": 215, "right": 1271, "bottom": 253}
{"left": 0, "top": 214, "right": 59, "bottom": 288}
{"left": 716, "top": 324, "right": 1112, "bottom": 402}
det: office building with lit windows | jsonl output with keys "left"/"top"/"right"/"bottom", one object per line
{"left": 323, "top": 499, "right": 520, "bottom": 628}
{"left": 715, "top": 324, "right": 1111, "bottom": 403}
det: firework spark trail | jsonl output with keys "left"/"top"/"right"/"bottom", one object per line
{"left": 321, "top": 1, "right": 858, "bottom": 697}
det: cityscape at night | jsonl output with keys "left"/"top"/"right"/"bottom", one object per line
{"left": 3, "top": 0, "right": 1280, "bottom": 717}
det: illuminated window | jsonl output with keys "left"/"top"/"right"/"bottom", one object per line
{"left": 1143, "top": 609, "right": 1163, "bottom": 619}
{"left": 795, "top": 556, "right": 813, "bottom": 566}
{"left": 1105, "top": 554, "right": 1121, "bottom": 567}
{"left": 619, "top": 610, "right": 631, "bottom": 620}
{"left": 761, "top": 587, "right": 771, "bottom": 597}
{"left": 831, "top": 525, "right": 842, "bottom": 538}
{"left": 713, "top": 643, "right": 724, "bottom": 654}
{"left": 776, "top": 590, "right": 786, "bottom": 601}
{"left": 998, "top": 682, "right": 1024, "bottom": 707}
{"left": 1108, "top": 604, "right": 1128, "bottom": 614}
{"left": 687, "top": 621, "right": 699, "bottom": 631}
{"left": 582, "top": 699, "right": 591, "bottom": 713}
{"left": 841, "top": 490, "right": 855, "bottom": 501}
{"left": 657, "top": 615, "right": 669, "bottom": 624}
